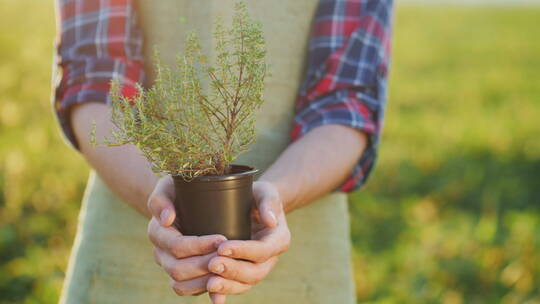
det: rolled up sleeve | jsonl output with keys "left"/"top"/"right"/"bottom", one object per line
{"left": 291, "top": 0, "right": 394, "bottom": 192}
{"left": 53, "top": 0, "right": 145, "bottom": 150}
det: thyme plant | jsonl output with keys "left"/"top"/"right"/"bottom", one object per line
{"left": 94, "top": 2, "right": 268, "bottom": 178}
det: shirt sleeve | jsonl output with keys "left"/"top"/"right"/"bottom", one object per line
{"left": 53, "top": 0, "right": 145, "bottom": 150}
{"left": 290, "top": 0, "right": 394, "bottom": 192}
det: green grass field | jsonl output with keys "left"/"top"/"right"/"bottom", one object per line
{"left": 1, "top": 1, "right": 539, "bottom": 303}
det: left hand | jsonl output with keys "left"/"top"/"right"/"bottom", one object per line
{"left": 206, "top": 181, "right": 291, "bottom": 304}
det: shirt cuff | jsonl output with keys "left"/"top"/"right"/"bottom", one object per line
{"left": 290, "top": 88, "right": 381, "bottom": 192}
{"left": 52, "top": 58, "right": 144, "bottom": 150}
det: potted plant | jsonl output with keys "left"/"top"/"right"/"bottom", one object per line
{"left": 93, "top": 2, "right": 268, "bottom": 240}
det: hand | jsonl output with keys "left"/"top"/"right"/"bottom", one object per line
{"left": 206, "top": 181, "right": 291, "bottom": 304}
{"left": 147, "top": 176, "right": 227, "bottom": 296}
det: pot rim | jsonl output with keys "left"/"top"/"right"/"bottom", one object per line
{"left": 171, "top": 164, "right": 258, "bottom": 183}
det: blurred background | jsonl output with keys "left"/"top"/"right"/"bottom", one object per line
{"left": 0, "top": 0, "right": 539, "bottom": 303}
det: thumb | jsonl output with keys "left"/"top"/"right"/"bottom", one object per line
{"left": 258, "top": 197, "right": 280, "bottom": 228}
{"left": 209, "top": 293, "right": 227, "bottom": 304}
{"left": 147, "top": 176, "right": 176, "bottom": 227}
{"left": 253, "top": 182, "right": 281, "bottom": 228}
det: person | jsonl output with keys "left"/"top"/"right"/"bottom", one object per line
{"left": 53, "top": 0, "right": 393, "bottom": 303}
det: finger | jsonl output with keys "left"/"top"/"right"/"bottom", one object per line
{"left": 217, "top": 230, "right": 290, "bottom": 263}
{"left": 207, "top": 275, "right": 252, "bottom": 295}
{"left": 148, "top": 218, "right": 226, "bottom": 258}
{"left": 209, "top": 293, "right": 227, "bottom": 304}
{"left": 170, "top": 274, "right": 211, "bottom": 296}
{"left": 154, "top": 248, "right": 215, "bottom": 281}
{"left": 208, "top": 256, "right": 278, "bottom": 285}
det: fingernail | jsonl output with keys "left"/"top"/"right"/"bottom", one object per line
{"left": 221, "top": 248, "right": 232, "bottom": 256}
{"left": 214, "top": 264, "right": 224, "bottom": 274}
{"left": 268, "top": 210, "right": 277, "bottom": 225}
{"left": 160, "top": 209, "right": 170, "bottom": 225}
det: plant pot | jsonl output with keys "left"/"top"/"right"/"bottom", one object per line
{"left": 171, "top": 165, "right": 258, "bottom": 240}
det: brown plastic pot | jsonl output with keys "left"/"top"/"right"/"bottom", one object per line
{"left": 171, "top": 165, "right": 258, "bottom": 240}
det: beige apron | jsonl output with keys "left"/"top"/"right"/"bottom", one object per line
{"left": 60, "top": 1, "right": 355, "bottom": 303}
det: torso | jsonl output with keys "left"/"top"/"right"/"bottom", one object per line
{"left": 60, "top": 1, "right": 356, "bottom": 303}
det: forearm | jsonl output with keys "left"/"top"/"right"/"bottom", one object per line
{"left": 259, "top": 124, "right": 368, "bottom": 212}
{"left": 71, "top": 102, "right": 158, "bottom": 217}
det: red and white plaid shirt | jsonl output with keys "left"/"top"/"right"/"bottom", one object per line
{"left": 54, "top": 0, "right": 394, "bottom": 192}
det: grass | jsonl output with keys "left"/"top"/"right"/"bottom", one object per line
{"left": 0, "top": 1, "right": 539, "bottom": 303}
{"left": 0, "top": 1, "right": 89, "bottom": 303}
{"left": 350, "top": 5, "right": 540, "bottom": 303}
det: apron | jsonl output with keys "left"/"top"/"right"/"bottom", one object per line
{"left": 60, "top": 1, "right": 356, "bottom": 303}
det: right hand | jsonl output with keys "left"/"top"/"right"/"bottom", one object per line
{"left": 147, "top": 176, "right": 227, "bottom": 296}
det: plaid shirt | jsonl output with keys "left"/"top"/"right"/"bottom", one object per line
{"left": 54, "top": 0, "right": 394, "bottom": 192}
